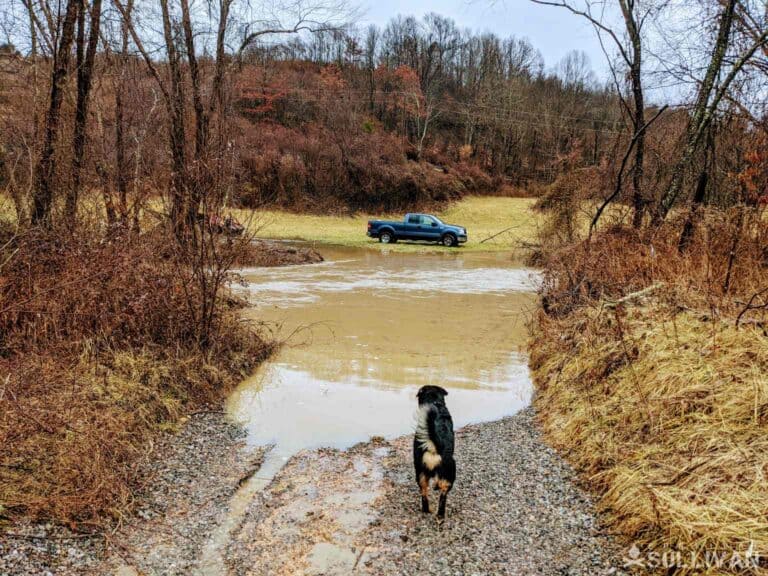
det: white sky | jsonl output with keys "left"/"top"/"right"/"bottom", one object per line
{"left": 361, "top": 0, "right": 614, "bottom": 79}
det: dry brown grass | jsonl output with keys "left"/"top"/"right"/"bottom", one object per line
{"left": 530, "top": 208, "right": 768, "bottom": 573}
{"left": 0, "top": 225, "right": 273, "bottom": 526}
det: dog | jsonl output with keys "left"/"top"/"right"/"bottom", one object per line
{"left": 414, "top": 385, "right": 456, "bottom": 520}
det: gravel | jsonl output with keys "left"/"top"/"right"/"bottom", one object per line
{"left": 0, "top": 412, "right": 265, "bottom": 576}
{"left": 226, "top": 407, "right": 628, "bottom": 576}
{"left": 1, "top": 407, "right": 628, "bottom": 575}
{"left": 357, "top": 408, "right": 627, "bottom": 576}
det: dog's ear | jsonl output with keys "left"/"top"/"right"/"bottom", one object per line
{"left": 436, "top": 386, "right": 448, "bottom": 397}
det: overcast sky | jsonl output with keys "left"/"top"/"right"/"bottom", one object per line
{"left": 362, "top": 0, "right": 613, "bottom": 79}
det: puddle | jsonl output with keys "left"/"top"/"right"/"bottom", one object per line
{"left": 229, "top": 245, "right": 538, "bottom": 452}
{"left": 196, "top": 245, "right": 538, "bottom": 575}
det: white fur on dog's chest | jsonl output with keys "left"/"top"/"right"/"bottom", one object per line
{"left": 416, "top": 406, "right": 443, "bottom": 470}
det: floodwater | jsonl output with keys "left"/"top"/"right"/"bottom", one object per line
{"left": 228, "top": 245, "right": 538, "bottom": 454}
{"left": 195, "top": 245, "right": 539, "bottom": 575}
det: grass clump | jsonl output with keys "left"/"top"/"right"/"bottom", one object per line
{"left": 532, "top": 303, "right": 768, "bottom": 570}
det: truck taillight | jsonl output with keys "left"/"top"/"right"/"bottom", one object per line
{"left": 367, "top": 222, "right": 372, "bottom": 229}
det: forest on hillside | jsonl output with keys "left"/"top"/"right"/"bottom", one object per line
{"left": 1, "top": 11, "right": 629, "bottom": 215}
{"left": 1, "top": 2, "right": 766, "bottom": 218}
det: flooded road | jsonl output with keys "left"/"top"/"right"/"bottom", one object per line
{"left": 228, "top": 245, "right": 538, "bottom": 455}
{"left": 115, "top": 245, "right": 542, "bottom": 576}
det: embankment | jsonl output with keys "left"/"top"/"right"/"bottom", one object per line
{"left": 529, "top": 224, "right": 768, "bottom": 574}
{"left": 0, "top": 233, "right": 320, "bottom": 527}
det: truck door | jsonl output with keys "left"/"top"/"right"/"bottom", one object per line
{"left": 420, "top": 215, "right": 441, "bottom": 240}
{"left": 405, "top": 214, "right": 422, "bottom": 239}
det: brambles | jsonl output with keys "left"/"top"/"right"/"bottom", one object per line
{"left": 0, "top": 226, "right": 274, "bottom": 524}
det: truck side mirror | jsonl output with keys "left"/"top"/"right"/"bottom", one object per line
{"left": 431, "top": 222, "right": 438, "bottom": 227}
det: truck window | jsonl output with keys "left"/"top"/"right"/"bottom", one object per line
{"left": 421, "top": 216, "right": 437, "bottom": 226}
{"left": 407, "top": 215, "right": 421, "bottom": 224}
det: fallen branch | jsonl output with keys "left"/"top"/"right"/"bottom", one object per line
{"left": 603, "top": 282, "right": 663, "bottom": 310}
{"left": 479, "top": 225, "right": 520, "bottom": 244}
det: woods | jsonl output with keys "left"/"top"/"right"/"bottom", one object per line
{"left": 0, "top": 0, "right": 767, "bottom": 571}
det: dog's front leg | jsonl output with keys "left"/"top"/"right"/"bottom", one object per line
{"left": 418, "top": 473, "right": 430, "bottom": 513}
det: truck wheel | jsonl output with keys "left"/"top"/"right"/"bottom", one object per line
{"left": 441, "top": 233, "right": 457, "bottom": 247}
{"left": 380, "top": 231, "right": 394, "bottom": 244}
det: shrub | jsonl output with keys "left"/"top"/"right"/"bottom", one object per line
{"left": 0, "top": 225, "right": 272, "bottom": 524}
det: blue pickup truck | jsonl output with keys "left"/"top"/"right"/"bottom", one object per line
{"left": 367, "top": 213, "right": 468, "bottom": 247}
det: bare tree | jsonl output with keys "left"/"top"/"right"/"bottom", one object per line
{"left": 235, "top": 0, "right": 355, "bottom": 60}
{"left": 656, "top": 0, "right": 768, "bottom": 222}
{"left": 66, "top": 0, "right": 103, "bottom": 220}
{"left": 531, "top": 0, "right": 655, "bottom": 228}
{"left": 32, "top": 0, "right": 79, "bottom": 225}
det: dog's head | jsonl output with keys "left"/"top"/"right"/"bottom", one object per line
{"left": 416, "top": 385, "right": 448, "bottom": 406}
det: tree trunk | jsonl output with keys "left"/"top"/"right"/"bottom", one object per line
{"left": 32, "top": 0, "right": 79, "bottom": 226}
{"left": 180, "top": 0, "right": 207, "bottom": 157}
{"left": 159, "top": 0, "right": 190, "bottom": 237}
{"left": 616, "top": 0, "right": 647, "bottom": 229}
{"left": 655, "top": 0, "right": 737, "bottom": 223}
{"left": 67, "top": 0, "right": 102, "bottom": 221}
{"left": 114, "top": 0, "right": 133, "bottom": 224}
{"left": 677, "top": 168, "right": 707, "bottom": 253}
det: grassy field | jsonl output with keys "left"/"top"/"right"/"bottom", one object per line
{"left": 233, "top": 197, "right": 541, "bottom": 253}
{"left": 0, "top": 193, "right": 541, "bottom": 253}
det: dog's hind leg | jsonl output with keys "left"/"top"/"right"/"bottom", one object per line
{"left": 418, "top": 473, "right": 430, "bottom": 513}
{"left": 436, "top": 478, "right": 452, "bottom": 520}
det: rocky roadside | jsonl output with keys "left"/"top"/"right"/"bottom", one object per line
{"left": 0, "top": 412, "right": 266, "bottom": 576}
{"left": 226, "top": 408, "right": 628, "bottom": 576}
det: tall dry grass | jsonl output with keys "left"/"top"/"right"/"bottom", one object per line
{"left": 530, "top": 207, "right": 768, "bottom": 573}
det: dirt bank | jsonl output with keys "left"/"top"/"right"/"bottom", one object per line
{"left": 531, "top": 294, "right": 768, "bottom": 575}
{"left": 233, "top": 239, "right": 324, "bottom": 267}
{"left": 0, "top": 412, "right": 267, "bottom": 576}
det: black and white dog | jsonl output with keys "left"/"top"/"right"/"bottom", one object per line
{"left": 414, "top": 385, "right": 456, "bottom": 520}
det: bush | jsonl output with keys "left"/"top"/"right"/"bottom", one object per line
{"left": 0, "top": 226, "right": 272, "bottom": 524}
{"left": 234, "top": 123, "right": 468, "bottom": 212}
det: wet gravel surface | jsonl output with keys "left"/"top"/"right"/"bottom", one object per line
{"left": 225, "top": 407, "right": 627, "bottom": 576}
{"left": 0, "top": 412, "right": 265, "bottom": 576}
{"left": 1, "top": 408, "right": 627, "bottom": 576}
{"left": 357, "top": 408, "right": 627, "bottom": 576}
{"left": 0, "top": 524, "right": 103, "bottom": 576}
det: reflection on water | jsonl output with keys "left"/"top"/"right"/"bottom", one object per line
{"left": 227, "top": 245, "right": 539, "bottom": 452}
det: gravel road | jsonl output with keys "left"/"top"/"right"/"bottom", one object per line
{"left": 1, "top": 408, "right": 627, "bottom": 576}
{"left": 227, "top": 407, "right": 626, "bottom": 576}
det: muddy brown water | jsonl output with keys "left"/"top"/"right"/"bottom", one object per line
{"left": 229, "top": 245, "right": 538, "bottom": 454}
{"left": 195, "top": 245, "right": 539, "bottom": 575}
